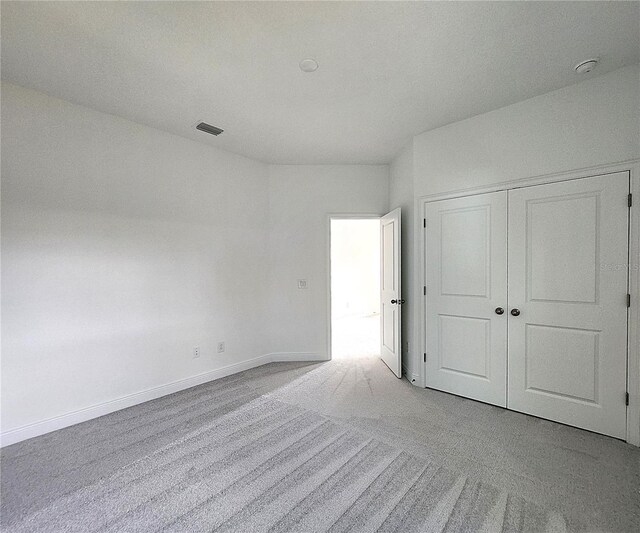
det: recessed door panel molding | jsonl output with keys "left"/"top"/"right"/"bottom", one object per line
{"left": 440, "top": 206, "right": 490, "bottom": 298}
{"left": 524, "top": 324, "right": 600, "bottom": 404}
{"left": 527, "top": 193, "right": 600, "bottom": 304}
{"left": 382, "top": 306, "right": 396, "bottom": 352}
{"left": 425, "top": 191, "right": 508, "bottom": 407}
{"left": 380, "top": 208, "right": 402, "bottom": 378}
{"left": 438, "top": 315, "right": 491, "bottom": 380}
{"left": 508, "top": 172, "right": 629, "bottom": 439}
{"left": 382, "top": 221, "right": 396, "bottom": 292}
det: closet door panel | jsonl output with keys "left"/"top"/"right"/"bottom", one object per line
{"left": 507, "top": 172, "right": 629, "bottom": 439}
{"left": 425, "top": 191, "right": 508, "bottom": 407}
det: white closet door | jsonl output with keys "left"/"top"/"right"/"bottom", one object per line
{"left": 425, "top": 192, "right": 508, "bottom": 407}
{"left": 508, "top": 172, "right": 629, "bottom": 439}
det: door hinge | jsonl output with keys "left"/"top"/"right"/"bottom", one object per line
{"left": 423, "top": 353, "right": 427, "bottom": 363}
{"left": 423, "top": 286, "right": 426, "bottom": 295}
{"left": 626, "top": 392, "right": 630, "bottom": 406}
{"left": 629, "top": 193, "right": 633, "bottom": 208}
{"left": 628, "top": 294, "right": 631, "bottom": 308}
{"left": 423, "top": 218, "right": 426, "bottom": 228}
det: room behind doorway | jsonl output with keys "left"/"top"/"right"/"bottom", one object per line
{"left": 330, "top": 218, "right": 381, "bottom": 359}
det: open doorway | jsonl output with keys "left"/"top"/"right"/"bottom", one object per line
{"left": 330, "top": 218, "right": 381, "bottom": 359}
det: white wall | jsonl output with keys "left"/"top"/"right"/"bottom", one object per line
{"left": 388, "top": 143, "right": 415, "bottom": 380}
{"left": 414, "top": 64, "right": 640, "bottom": 197}
{"left": 267, "top": 165, "right": 389, "bottom": 359}
{"left": 1, "top": 84, "right": 391, "bottom": 442}
{"left": 1, "top": 83, "right": 271, "bottom": 433}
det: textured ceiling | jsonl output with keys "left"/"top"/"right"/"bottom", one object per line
{"left": 2, "top": 1, "right": 639, "bottom": 164}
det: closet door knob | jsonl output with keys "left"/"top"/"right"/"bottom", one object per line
{"left": 495, "top": 307, "right": 504, "bottom": 315}
{"left": 511, "top": 308, "right": 520, "bottom": 317}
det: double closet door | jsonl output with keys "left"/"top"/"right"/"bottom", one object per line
{"left": 425, "top": 172, "right": 629, "bottom": 439}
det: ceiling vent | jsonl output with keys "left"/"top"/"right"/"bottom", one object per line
{"left": 196, "top": 122, "right": 224, "bottom": 136}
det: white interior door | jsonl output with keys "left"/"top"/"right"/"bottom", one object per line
{"left": 425, "top": 192, "right": 508, "bottom": 406}
{"left": 380, "top": 208, "right": 402, "bottom": 377}
{"left": 508, "top": 173, "right": 629, "bottom": 439}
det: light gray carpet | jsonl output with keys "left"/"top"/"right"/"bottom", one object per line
{"left": 2, "top": 357, "right": 639, "bottom": 532}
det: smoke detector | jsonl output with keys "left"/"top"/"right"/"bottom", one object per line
{"left": 574, "top": 58, "right": 599, "bottom": 74}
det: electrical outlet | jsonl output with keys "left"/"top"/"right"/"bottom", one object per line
{"left": 193, "top": 346, "right": 200, "bottom": 359}
{"left": 297, "top": 279, "right": 308, "bottom": 289}
{"left": 217, "top": 342, "right": 225, "bottom": 353}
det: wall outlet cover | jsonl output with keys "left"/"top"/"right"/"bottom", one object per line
{"left": 217, "top": 342, "right": 225, "bottom": 353}
{"left": 193, "top": 346, "right": 200, "bottom": 359}
{"left": 297, "top": 279, "right": 308, "bottom": 289}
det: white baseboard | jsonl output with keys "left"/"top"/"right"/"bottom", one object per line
{"left": 269, "top": 352, "right": 327, "bottom": 362}
{"left": 0, "top": 352, "right": 326, "bottom": 447}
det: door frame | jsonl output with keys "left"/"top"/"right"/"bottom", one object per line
{"left": 417, "top": 159, "right": 640, "bottom": 445}
{"left": 326, "top": 213, "right": 384, "bottom": 361}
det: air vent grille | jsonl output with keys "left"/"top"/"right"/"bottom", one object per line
{"left": 196, "top": 122, "right": 224, "bottom": 136}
